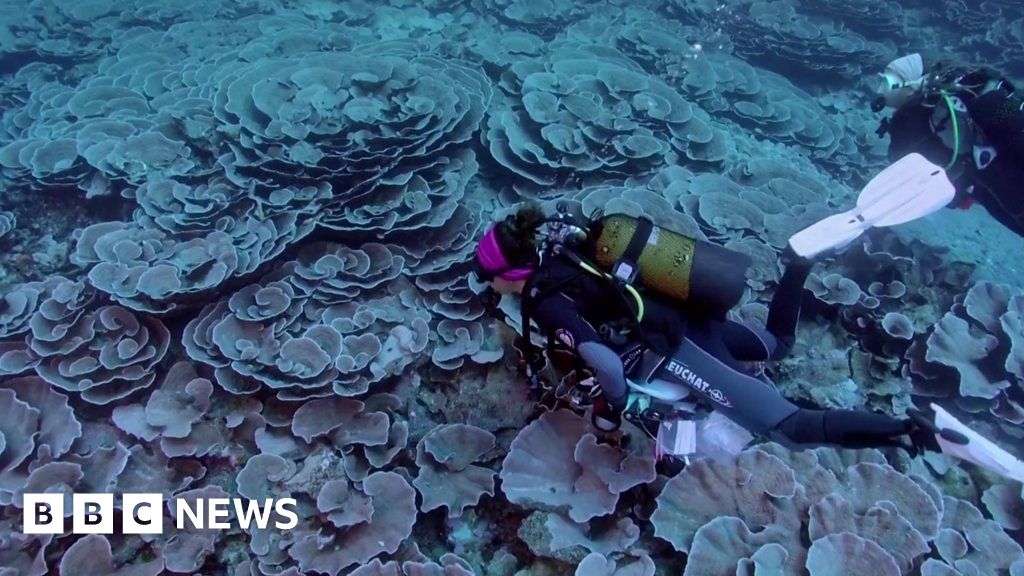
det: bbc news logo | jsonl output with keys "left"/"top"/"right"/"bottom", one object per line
{"left": 23, "top": 493, "right": 298, "bottom": 535}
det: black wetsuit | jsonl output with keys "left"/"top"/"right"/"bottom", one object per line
{"left": 523, "top": 253, "right": 912, "bottom": 450}
{"left": 886, "top": 82, "right": 1024, "bottom": 238}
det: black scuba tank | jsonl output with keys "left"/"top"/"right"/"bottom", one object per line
{"left": 589, "top": 214, "right": 751, "bottom": 318}
{"left": 967, "top": 88, "right": 1024, "bottom": 165}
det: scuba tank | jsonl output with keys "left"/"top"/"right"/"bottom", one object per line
{"left": 589, "top": 214, "right": 751, "bottom": 318}
{"left": 539, "top": 202, "right": 751, "bottom": 319}
{"left": 965, "top": 83, "right": 1024, "bottom": 165}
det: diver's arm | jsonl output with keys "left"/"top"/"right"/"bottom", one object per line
{"left": 531, "top": 292, "right": 630, "bottom": 409}
{"left": 530, "top": 291, "right": 602, "bottom": 350}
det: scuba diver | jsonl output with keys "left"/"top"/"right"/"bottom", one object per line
{"left": 473, "top": 154, "right": 1024, "bottom": 482}
{"left": 873, "top": 53, "right": 1024, "bottom": 238}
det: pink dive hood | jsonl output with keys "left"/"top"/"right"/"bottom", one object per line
{"left": 475, "top": 225, "right": 535, "bottom": 281}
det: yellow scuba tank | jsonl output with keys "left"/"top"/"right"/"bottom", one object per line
{"left": 590, "top": 214, "right": 751, "bottom": 318}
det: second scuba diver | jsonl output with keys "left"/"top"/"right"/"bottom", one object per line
{"left": 873, "top": 53, "right": 1024, "bottom": 238}
{"left": 472, "top": 155, "right": 1024, "bottom": 482}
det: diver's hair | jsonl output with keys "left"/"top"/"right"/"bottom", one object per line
{"left": 495, "top": 201, "right": 544, "bottom": 267}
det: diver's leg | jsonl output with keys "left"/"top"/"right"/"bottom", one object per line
{"left": 670, "top": 329, "right": 911, "bottom": 449}
{"left": 720, "top": 320, "right": 779, "bottom": 362}
{"left": 773, "top": 408, "right": 911, "bottom": 449}
{"left": 763, "top": 252, "right": 815, "bottom": 359}
{"left": 719, "top": 252, "right": 814, "bottom": 362}
{"left": 666, "top": 334, "right": 798, "bottom": 435}
{"left": 578, "top": 341, "right": 629, "bottom": 431}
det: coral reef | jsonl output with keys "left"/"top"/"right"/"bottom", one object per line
{"left": 0, "top": 0, "right": 1022, "bottom": 574}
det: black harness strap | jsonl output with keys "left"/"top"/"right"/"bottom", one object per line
{"left": 612, "top": 216, "right": 653, "bottom": 284}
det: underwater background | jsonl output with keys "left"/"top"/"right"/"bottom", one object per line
{"left": 0, "top": 0, "right": 1022, "bottom": 574}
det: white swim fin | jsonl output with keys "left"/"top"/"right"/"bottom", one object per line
{"left": 788, "top": 153, "right": 956, "bottom": 258}
{"left": 915, "top": 403, "right": 1024, "bottom": 483}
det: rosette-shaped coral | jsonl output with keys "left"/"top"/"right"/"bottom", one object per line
{"left": 683, "top": 53, "right": 856, "bottom": 167}
{"left": 499, "top": 409, "right": 656, "bottom": 522}
{"left": 33, "top": 304, "right": 171, "bottom": 405}
{"left": 485, "top": 42, "right": 729, "bottom": 187}
{"left": 805, "top": 533, "right": 901, "bottom": 576}
{"left": 0, "top": 276, "right": 169, "bottom": 405}
{"left": 725, "top": 157, "right": 839, "bottom": 248}
{"left": 109, "top": 360, "right": 264, "bottom": 461}
{"left": 925, "top": 312, "right": 1006, "bottom": 401}
{"left": 484, "top": 0, "right": 603, "bottom": 33}
{"left": 0, "top": 79, "right": 198, "bottom": 193}
{"left": 184, "top": 242, "right": 430, "bottom": 398}
{"left": 650, "top": 445, "right": 1000, "bottom": 575}
{"left": 413, "top": 423, "right": 497, "bottom": 518}
{"left": 350, "top": 555, "right": 476, "bottom": 576}
{"left": 517, "top": 509, "right": 649, "bottom": 568}
{"left": 0, "top": 516, "right": 51, "bottom": 576}
{"left": 0, "top": 393, "right": 36, "bottom": 486}
{"left": 185, "top": 279, "right": 340, "bottom": 396}
{"left": 0, "top": 1, "right": 112, "bottom": 61}
{"left": 936, "top": 495, "right": 1024, "bottom": 574}
{"left": 209, "top": 41, "right": 490, "bottom": 224}
{"left": 71, "top": 222, "right": 239, "bottom": 315}
{"left": 0, "top": 377, "right": 82, "bottom": 505}
{"left": 906, "top": 281, "right": 1024, "bottom": 433}
{"left": 815, "top": 0, "right": 905, "bottom": 36}
{"left": 164, "top": 485, "right": 230, "bottom": 572}
{"left": 0, "top": 2, "right": 291, "bottom": 196}
{"left": 70, "top": 173, "right": 331, "bottom": 315}
{"left": 58, "top": 534, "right": 164, "bottom": 576}
{"left": 290, "top": 471, "right": 417, "bottom": 575}
{"left": 0, "top": 277, "right": 74, "bottom": 339}
{"left": 129, "top": 176, "right": 330, "bottom": 271}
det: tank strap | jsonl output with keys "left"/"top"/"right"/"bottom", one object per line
{"left": 612, "top": 216, "right": 654, "bottom": 284}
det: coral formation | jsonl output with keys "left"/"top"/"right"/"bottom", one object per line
{"left": 0, "top": 1, "right": 1021, "bottom": 574}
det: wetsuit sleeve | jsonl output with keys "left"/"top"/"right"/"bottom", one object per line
{"left": 530, "top": 291, "right": 602, "bottom": 350}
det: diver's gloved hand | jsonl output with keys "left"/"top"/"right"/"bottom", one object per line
{"left": 875, "top": 117, "right": 890, "bottom": 137}
{"left": 591, "top": 396, "right": 622, "bottom": 432}
{"left": 524, "top": 356, "right": 556, "bottom": 393}
{"left": 905, "top": 407, "right": 968, "bottom": 457}
{"left": 478, "top": 287, "right": 506, "bottom": 320}
{"left": 526, "top": 371, "right": 553, "bottom": 392}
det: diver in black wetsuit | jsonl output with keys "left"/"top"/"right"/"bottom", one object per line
{"left": 873, "top": 54, "right": 1024, "bottom": 238}
{"left": 473, "top": 203, "right": 938, "bottom": 453}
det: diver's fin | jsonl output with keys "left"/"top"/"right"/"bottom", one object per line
{"left": 920, "top": 403, "right": 1024, "bottom": 483}
{"left": 788, "top": 153, "right": 956, "bottom": 258}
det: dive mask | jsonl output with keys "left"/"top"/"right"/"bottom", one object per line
{"left": 872, "top": 53, "right": 926, "bottom": 109}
